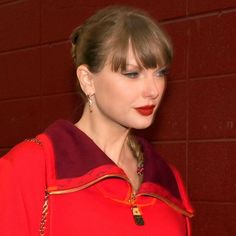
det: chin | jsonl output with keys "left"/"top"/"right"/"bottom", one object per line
{"left": 120, "top": 115, "right": 154, "bottom": 130}
{"left": 131, "top": 120, "right": 153, "bottom": 130}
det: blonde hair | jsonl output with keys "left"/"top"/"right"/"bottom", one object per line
{"left": 71, "top": 6, "right": 172, "bottom": 72}
{"left": 70, "top": 5, "right": 173, "bottom": 167}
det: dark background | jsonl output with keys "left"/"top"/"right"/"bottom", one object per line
{"left": 0, "top": 0, "right": 236, "bottom": 235}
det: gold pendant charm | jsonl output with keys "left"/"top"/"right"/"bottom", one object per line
{"left": 131, "top": 206, "right": 145, "bottom": 226}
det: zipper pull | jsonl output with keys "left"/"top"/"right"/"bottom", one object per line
{"left": 131, "top": 205, "right": 145, "bottom": 226}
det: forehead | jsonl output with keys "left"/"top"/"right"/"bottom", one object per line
{"left": 126, "top": 44, "right": 139, "bottom": 66}
{"left": 106, "top": 30, "right": 170, "bottom": 72}
{"left": 125, "top": 43, "right": 161, "bottom": 70}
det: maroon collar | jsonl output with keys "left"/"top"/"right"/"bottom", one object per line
{"left": 45, "top": 120, "right": 181, "bottom": 200}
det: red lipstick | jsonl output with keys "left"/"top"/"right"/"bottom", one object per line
{"left": 135, "top": 105, "right": 155, "bottom": 116}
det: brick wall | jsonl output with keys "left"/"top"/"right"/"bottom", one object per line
{"left": 0, "top": 1, "right": 235, "bottom": 235}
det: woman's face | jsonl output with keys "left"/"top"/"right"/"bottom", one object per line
{"left": 91, "top": 46, "right": 167, "bottom": 130}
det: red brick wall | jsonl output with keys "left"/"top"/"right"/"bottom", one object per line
{"left": 0, "top": 1, "right": 235, "bottom": 235}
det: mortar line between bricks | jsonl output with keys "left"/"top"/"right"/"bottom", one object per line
{"left": 191, "top": 200, "right": 236, "bottom": 205}
{"left": 151, "top": 138, "right": 236, "bottom": 144}
{"left": 39, "top": 0, "right": 43, "bottom": 132}
{"left": 189, "top": 73, "right": 236, "bottom": 81}
{"left": 0, "top": 0, "right": 24, "bottom": 7}
{"left": 168, "top": 79, "right": 187, "bottom": 84}
{"left": 189, "top": 139, "right": 236, "bottom": 143}
{"left": 161, "top": 7, "right": 236, "bottom": 24}
{"left": 0, "top": 39, "right": 70, "bottom": 55}
{"left": 185, "top": 0, "right": 189, "bottom": 16}
{"left": 0, "top": 91, "right": 78, "bottom": 103}
{"left": 185, "top": 9, "right": 191, "bottom": 193}
{"left": 151, "top": 140, "right": 187, "bottom": 144}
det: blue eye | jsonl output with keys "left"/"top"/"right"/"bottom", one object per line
{"left": 156, "top": 68, "right": 169, "bottom": 77}
{"left": 122, "top": 72, "right": 139, "bottom": 79}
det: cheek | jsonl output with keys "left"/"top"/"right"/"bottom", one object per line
{"left": 159, "top": 80, "right": 167, "bottom": 96}
{"left": 95, "top": 77, "right": 135, "bottom": 103}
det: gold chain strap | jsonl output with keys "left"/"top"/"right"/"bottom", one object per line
{"left": 25, "top": 138, "right": 49, "bottom": 235}
{"left": 40, "top": 191, "right": 49, "bottom": 236}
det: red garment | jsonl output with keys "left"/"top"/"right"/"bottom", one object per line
{"left": 0, "top": 120, "right": 194, "bottom": 236}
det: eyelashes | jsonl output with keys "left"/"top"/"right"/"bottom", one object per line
{"left": 155, "top": 67, "right": 169, "bottom": 77}
{"left": 122, "top": 72, "right": 139, "bottom": 78}
{"left": 122, "top": 67, "right": 169, "bottom": 79}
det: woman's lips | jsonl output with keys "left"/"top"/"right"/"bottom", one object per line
{"left": 135, "top": 105, "right": 155, "bottom": 116}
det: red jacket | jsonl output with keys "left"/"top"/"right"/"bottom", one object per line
{"left": 0, "top": 120, "right": 194, "bottom": 236}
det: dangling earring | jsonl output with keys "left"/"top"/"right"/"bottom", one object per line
{"left": 87, "top": 94, "right": 93, "bottom": 112}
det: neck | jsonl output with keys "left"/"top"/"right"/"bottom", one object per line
{"left": 75, "top": 106, "right": 130, "bottom": 164}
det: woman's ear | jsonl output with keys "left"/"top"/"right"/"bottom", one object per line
{"left": 76, "top": 65, "right": 95, "bottom": 95}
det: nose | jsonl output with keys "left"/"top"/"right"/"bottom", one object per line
{"left": 142, "top": 75, "right": 161, "bottom": 99}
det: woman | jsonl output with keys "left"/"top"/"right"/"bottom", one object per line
{"left": 0, "top": 5, "right": 193, "bottom": 236}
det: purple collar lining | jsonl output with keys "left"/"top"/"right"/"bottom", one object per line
{"left": 45, "top": 120, "right": 180, "bottom": 200}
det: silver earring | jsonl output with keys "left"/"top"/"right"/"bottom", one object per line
{"left": 87, "top": 94, "right": 93, "bottom": 112}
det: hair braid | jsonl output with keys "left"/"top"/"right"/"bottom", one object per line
{"left": 127, "top": 134, "right": 144, "bottom": 167}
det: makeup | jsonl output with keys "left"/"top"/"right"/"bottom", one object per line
{"left": 135, "top": 105, "right": 155, "bottom": 116}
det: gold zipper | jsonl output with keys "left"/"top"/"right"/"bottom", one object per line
{"left": 48, "top": 174, "right": 145, "bottom": 225}
{"left": 136, "top": 193, "right": 194, "bottom": 218}
{"left": 47, "top": 174, "right": 193, "bottom": 223}
{"left": 47, "top": 174, "right": 129, "bottom": 195}
{"left": 129, "top": 193, "right": 145, "bottom": 226}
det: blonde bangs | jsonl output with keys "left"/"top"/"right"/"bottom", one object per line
{"left": 108, "top": 13, "right": 173, "bottom": 72}
{"left": 71, "top": 6, "right": 173, "bottom": 73}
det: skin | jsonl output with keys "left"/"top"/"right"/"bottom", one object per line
{"left": 75, "top": 46, "right": 167, "bottom": 191}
